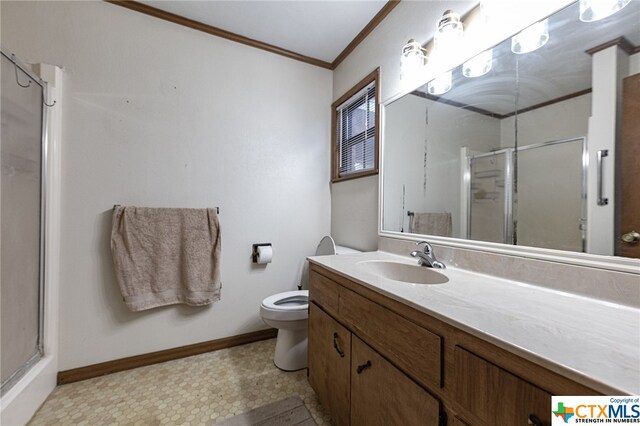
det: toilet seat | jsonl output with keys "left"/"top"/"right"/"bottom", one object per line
{"left": 260, "top": 290, "right": 308, "bottom": 321}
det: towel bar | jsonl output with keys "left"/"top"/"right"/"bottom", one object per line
{"left": 113, "top": 205, "right": 219, "bottom": 214}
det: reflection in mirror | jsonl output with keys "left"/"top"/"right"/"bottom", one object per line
{"left": 382, "top": 0, "right": 640, "bottom": 259}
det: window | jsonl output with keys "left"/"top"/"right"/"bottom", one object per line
{"left": 332, "top": 68, "right": 379, "bottom": 182}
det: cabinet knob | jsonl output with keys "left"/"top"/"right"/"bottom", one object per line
{"left": 356, "top": 360, "right": 372, "bottom": 374}
{"left": 528, "top": 414, "right": 543, "bottom": 426}
{"left": 333, "top": 332, "right": 345, "bottom": 358}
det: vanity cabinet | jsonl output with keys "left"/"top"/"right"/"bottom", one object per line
{"left": 339, "top": 286, "right": 442, "bottom": 389}
{"left": 351, "top": 335, "right": 441, "bottom": 425}
{"left": 308, "top": 303, "right": 351, "bottom": 426}
{"left": 454, "top": 346, "right": 551, "bottom": 425}
{"left": 309, "top": 269, "right": 443, "bottom": 426}
{"left": 309, "top": 294, "right": 440, "bottom": 426}
{"left": 308, "top": 263, "right": 600, "bottom": 426}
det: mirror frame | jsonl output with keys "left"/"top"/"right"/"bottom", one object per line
{"left": 378, "top": 7, "right": 640, "bottom": 275}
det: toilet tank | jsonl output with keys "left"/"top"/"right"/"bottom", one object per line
{"left": 315, "top": 235, "right": 361, "bottom": 256}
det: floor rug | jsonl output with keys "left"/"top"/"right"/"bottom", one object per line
{"left": 216, "top": 396, "right": 317, "bottom": 426}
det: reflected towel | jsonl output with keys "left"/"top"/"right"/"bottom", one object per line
{"left": 410, "top": 212, "right": 452, "bottom": 237}
{"left": 110, "top": 206, "right": 221, "bottom": 312}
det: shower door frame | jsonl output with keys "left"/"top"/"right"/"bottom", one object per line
{"left": 466, "top": 136, "right": 588, "bottom": 251}
{"left": 0, "top": 49, "right": 50, "bottom": 395}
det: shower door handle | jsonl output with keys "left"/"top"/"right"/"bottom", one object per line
{"left": 597, "top": 149, "right": 608, "bottom": 206}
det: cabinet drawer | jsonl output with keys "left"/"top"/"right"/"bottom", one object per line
{"left": 309, "top": 270, "right": 342, "bottom": 317}
{"left": 454, "top": 346, "right": 551, "bottom": 426}
{"left": 339, "top": 287, "right": 442, "bottom": 388}
{"left": 351, "top": 335, "right": 440, "bottom": 426}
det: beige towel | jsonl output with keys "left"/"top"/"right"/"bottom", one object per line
{"left": 110, "top": 206, "right": 221, "bottom": 312}
{"left": 410, "top": 212, "right": 452, "bottom": 237}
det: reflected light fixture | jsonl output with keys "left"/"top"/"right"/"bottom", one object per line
{"left": 400, "top": 39, "right": 427, "bottom": 81}
{"left": 579, "top": 0, "right": 631, "bottom": 22}
{"left": 511, "top": 19, "right": 549, "bottom": 54}
{"left": 463, "top": 49, "right": 493, "bottom": 78}
{"left": 427, "top": 71, "right": 452, "bottom": 95}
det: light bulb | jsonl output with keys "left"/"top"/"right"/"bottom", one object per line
{"left": 435, "top": 10, "right": 464, "bottom": 52}
{"left": 579, "top": 0, "right": 631, "bottom": 22}
{"left": 400, "top": 39, "right": 426, "bottom": 81}
{"left": 511, "top": 19, "right": 549, "bottom": 54}
{"left": 463, "top": 49, "right": 493, "bottom": 78}
{"left": 427, "top": 71, "right": 452, "bottom": 95}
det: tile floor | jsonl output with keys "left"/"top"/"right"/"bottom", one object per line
{"left": 29, "top": 339, "right": 333, "bottom": 425}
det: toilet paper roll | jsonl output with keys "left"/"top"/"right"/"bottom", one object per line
{"left": 257, "top": 245, "right": 273, "bottom": 264}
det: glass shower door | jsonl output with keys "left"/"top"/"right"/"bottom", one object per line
{"left": 1, "top": 52, "right": 45, "bottom": 395}
{"left": 515, "top": 138, "right": 586, "bottom": 252}
{"left": 468, "top": 151, "right": 511, "bottom": 244}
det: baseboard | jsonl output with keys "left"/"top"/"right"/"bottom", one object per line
{"left": 57, "top": 328, "right": 278, "bottom": 385}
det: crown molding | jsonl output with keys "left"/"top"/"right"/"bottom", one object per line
{"left": 106, "top": 1, "right": 333, "bottom": 69}
{"left": 106, "top": 0, "right": 401, "bottom": 71}
{"left": 331, "top": 0, "right": 401, "bottom": 69}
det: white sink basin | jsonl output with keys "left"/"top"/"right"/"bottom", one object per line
{"left": 357, "top": 260, "right": 449, "bottom": 285}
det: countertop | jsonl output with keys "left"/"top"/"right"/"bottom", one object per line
{"left": 307, "top": 251, "right": 640, "bottom": 395}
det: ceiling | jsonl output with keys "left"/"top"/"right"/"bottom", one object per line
{"left": 138, "top": 0, "right": 388, "bottom": 63}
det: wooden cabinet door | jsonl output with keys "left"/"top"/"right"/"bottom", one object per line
{"left": 449, "top": 416, "right": 470, "bottom": 426}
{"left": 619, "top": 73, "right": 640, "bottom": 258}
{"left": 350, "top": 336, "right": 440, "bottom": 426}
{"left": 308, "top": 303, "right": 351, "bottom": 426}
{"left": 454, "top": 346, "right": 551, "bottom": 426}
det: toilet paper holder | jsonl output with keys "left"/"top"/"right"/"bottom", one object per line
{"left": 252, "top": 243, "right": 272, "bottom": 263}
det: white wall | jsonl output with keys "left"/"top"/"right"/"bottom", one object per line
{"left": 1, "top": 1, "right": 332, "bottom": 370}
{"left": 629, "top": 52, "right": 640, "bottom": 76}
{"left": 331, "top": 175, "right": 379, "bottom": 251}
{"left": 499, "top": 93, "right": 591, "bottom": 147}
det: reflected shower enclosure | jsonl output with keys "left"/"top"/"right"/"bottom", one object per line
{"left": 466, "top": 138, "right": 586, "bottom": 252}
{"left": 1, "top": 51, "right": 47, "bottom": 395}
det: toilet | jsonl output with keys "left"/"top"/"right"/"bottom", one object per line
{"left": 259, "top": 236, "right": 360, "bottom": 371}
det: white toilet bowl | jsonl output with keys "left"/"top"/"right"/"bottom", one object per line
{"left": 259, "top": 236, "right": 360, "bottom": 371}
{"left": 260, "top": 290, "right": 309, "bottom": 371}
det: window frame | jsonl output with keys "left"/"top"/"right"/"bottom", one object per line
{"left": 331, "top": 68, "right": 380, "bottom": 183}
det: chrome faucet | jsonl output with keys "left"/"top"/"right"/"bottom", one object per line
{"left": 410, "top": 241, "right": 446, "bottom": 269}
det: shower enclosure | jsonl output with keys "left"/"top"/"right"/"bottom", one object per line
{"left": 467, "top": 137, "right": 586, "bottom": 252}
{"left": 1, "top": 51, "right": 47, "bottom": 395}
{"left": 468, "top": 150, "right": 513, "bottom": 245}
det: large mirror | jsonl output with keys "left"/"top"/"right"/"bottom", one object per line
{"left": 382, "top": 0, "right": 640, "bottom": 260}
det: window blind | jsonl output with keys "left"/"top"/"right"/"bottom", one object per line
{"left": 336, "top": 82, "right": 376, "bottom": 177}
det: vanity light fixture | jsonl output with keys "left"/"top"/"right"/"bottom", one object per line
{"left": 425, "top": 10, "right": 463, "bottom": 95}
{"left": 435, "top": 10, "right": 464, "bottom": 53}
{"left": 511, "top": 19, "right": 549, "bottom": 54}
{"left": 579, "top": 0, "right": 631, "bottom": 22}
{"left": 463, "top": 49, "right": 493, "bottom": 78}
{"left": 400, "top": 39, "right": 427, "bottom": 81}
{"left": 434, "top": 10, "right": 465, "bottom": 70}
{"left": 398, "top": 10, "right": 465, "bottom": 86}
{"left": 427, "top": 70, "right": 452, "bottom": 95}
